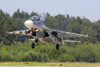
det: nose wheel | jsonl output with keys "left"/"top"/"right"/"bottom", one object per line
{"left": 31, "top": 38, "right": 39, "bottom": 49}
{"left": 56, "top": 44, "right": 59, "bottom": 50}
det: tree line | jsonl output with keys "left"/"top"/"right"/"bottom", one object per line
{"left": 0, "top": 41, "right": 100, "bottom": 62}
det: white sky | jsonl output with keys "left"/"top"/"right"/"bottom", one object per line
{"left": 0, "top": 0, "right": 100, "bottom": 22}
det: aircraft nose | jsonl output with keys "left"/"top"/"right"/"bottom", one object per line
{"left": 24, "top": 20, "right": 33, "bottom": 29}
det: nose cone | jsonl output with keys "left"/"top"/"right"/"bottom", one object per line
{"left": 24, "top": 20, "right": 33, "bottom": 29}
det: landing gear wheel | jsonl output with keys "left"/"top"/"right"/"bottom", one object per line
{"left": 56, "top": 44, "right": 59, "bottom": 50}
{"left": 31, "top": 43, "right": 35, "bottom": 49}
{"left": 35, "top": 39, "right": 39, "bottom": 43}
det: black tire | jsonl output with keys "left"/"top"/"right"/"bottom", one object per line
{"left": 35, "top": 39, "right": 39, "bottom": 43}
{"left": 31, "top": 43, "right": 35, "bottom": 49}
{"left": 56, "top": 44, "right": 59, "bottom": 50}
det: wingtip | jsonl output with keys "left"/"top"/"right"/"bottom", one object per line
{"left": 5, "top": 31, "right": 10, "bottom": 34}
{"left": 5, "top": 31, "right": 8, "bottom": 34}
{"left": 84, "top": 35, "right": 89, "bottom": 37}
{"left": 6, "top": 31, "right": 13, "bottom": 34}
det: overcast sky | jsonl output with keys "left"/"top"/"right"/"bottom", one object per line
{"left": 0, "top": 0, "right": 100, "bottom": 21}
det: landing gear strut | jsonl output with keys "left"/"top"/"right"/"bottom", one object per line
{"left": 56, "top": 44, "right": 59, "bottom": 50}
{"left": 35, "top": 38, "right": 39, "bottom": 43}
{"left": 31, "top": 38, "right": 39, "bottom": 49}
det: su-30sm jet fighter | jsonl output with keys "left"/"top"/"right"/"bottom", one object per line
{"left": 8, "top": 14, "right": 89, "bottom": 50}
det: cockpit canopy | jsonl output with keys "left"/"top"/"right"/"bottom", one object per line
{"left": 30, "top": 16, "right": 40, "bottom": 21}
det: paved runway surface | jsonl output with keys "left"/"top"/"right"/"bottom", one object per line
{"left": 0, "top": 66, "right": 100, "bottom": 67}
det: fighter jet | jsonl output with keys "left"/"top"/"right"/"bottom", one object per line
{"left": 8, "top": 14, "right": 89, "bottom": 50}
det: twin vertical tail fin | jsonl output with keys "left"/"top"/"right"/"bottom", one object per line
{"left": 61, "top": 17, "right": 67, "bottom": 31}
{"left": 40, "top": 13, "right": 47, "bottom": 22}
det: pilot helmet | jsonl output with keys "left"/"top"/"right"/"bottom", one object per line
{"left": 30, "top": 16, "right": 40, "bottom": 21}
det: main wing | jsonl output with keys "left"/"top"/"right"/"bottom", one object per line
{"left": 7, "top": 29, "right": 31, "bottom": 36}
{"left": 51, "top": 29, "right": 89, "bottom": 38}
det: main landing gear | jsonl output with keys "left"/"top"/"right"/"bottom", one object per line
{"left": 31, "top": 43, "right": 35, "bottom": 49}
{"left": 56, "top": 44, "right": 60, "bottom": 50}
{"left": 31, "top": 39, "right": 60, "bottom": 50}
{"left": 31, "top": 38, "right": 39, "bottom": 49}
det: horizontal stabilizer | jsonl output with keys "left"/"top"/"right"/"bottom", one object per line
{"left": 28, "top": 39, "right": 35, "bottom": 41}
{"left": 64, "top": 40, "right": 81, "bottom": 43}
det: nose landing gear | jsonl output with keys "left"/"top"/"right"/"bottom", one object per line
{"left": 31, "top": 38, "right": 39, "bottom": 49}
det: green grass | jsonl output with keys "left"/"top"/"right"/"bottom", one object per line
{"left": 0, "top": 62, "right": 100, "bottom": 66}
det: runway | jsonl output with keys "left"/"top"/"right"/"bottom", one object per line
{"left": 0, "top": 66, "right": 100, "bottom": 67}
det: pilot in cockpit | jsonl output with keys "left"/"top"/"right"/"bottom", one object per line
{"left": 30, "top": 16, "right": 40, "bottom": 21}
